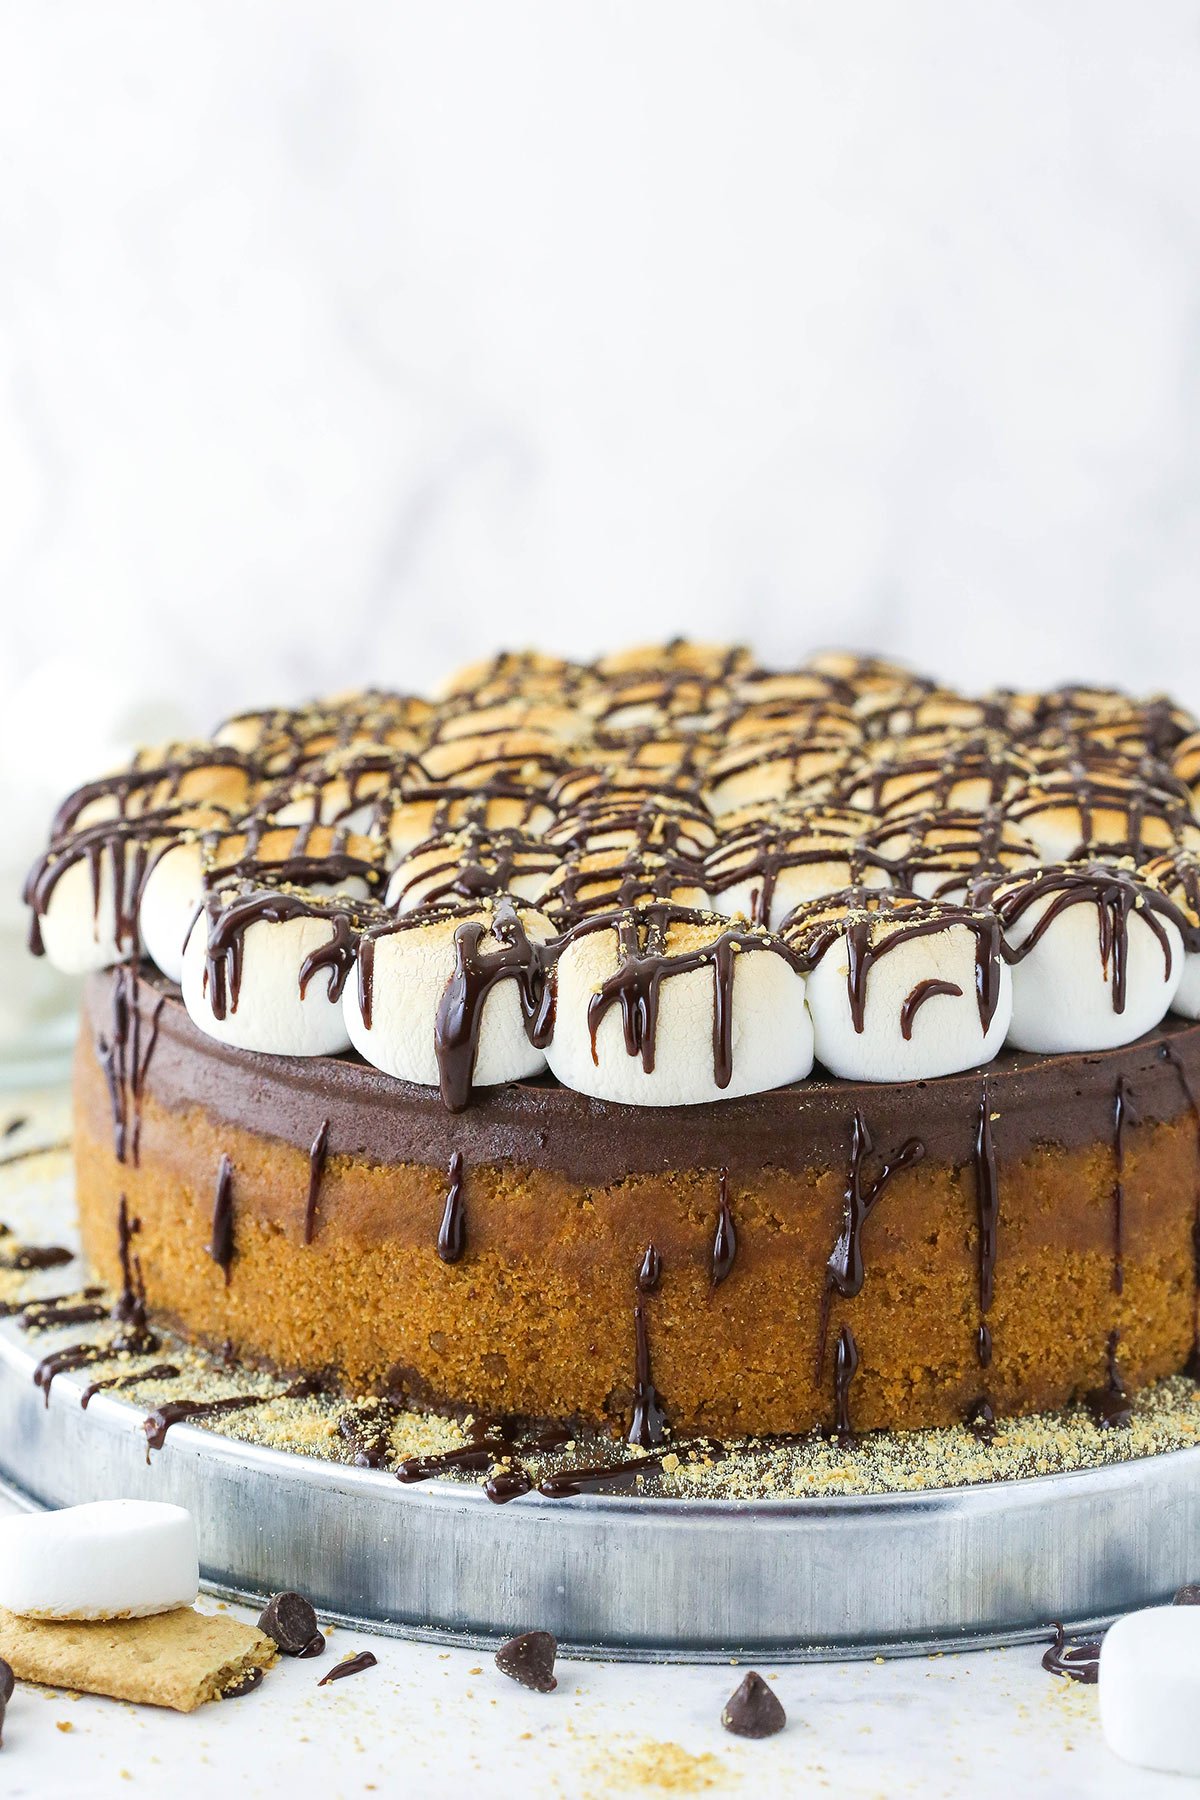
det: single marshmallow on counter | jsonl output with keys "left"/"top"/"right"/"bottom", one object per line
{"left": 182, "top": 889, "right": 366, "bottom": 1056}
{"left": 785, "top": 890, "right": 1011, "bottom": 1082}
{"left": 544, "top": 909, "right": 813, "bottom": 1106}
{"left": 0, "top": 1501, "right": 198, "bottom": 1621}
{"left": 1099, "top": 1607, "right": 1200, "bottom": 1777}
{"left": 344, "top": 901, "right": 555, "bottom": 1094}
{"left": 984, "top": 862, "right": 1183, "bottom": 1053}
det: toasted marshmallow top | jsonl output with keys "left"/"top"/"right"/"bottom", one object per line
{"left": 25, "top": 644, "right": 1200, "bottom": 1110}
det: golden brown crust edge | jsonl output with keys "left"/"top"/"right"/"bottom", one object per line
{"left": 71, "top": 1013, "right": 1198, "bottom": 1438}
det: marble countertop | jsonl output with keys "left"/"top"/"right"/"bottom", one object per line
{"left": 0, "top": 1480, "right": 1182, "bottom": 1800}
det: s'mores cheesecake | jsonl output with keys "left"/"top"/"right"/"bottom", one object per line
{"left": 24, "top": 644, "right": 1200, "bottom": 1440}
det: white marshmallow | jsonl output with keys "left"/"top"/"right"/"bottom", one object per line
{"left": 139, "top": 837, "right": 206, "bottom": 983}
{"left": 992, "top": 870, "right": 1183, "bottom": 1053}
{"left": 344, "top": 904, "right": 554, "bottom": 1090}
{"left": 33, "top": 842, "right": 144, "bottom": 973}
{"left": 0, "top": 1501, "right": 198, "bottom": 1621}
{"left": 1099, "top": 1607, "right": 1200, "bottom": 1777}
{"left": 181, "top": 901, "right": 355, "bottom": 1056}
{"left": 1171, "top": 955, "right": 1200, "bottom": 1020}
{"left": 794, "top": 898, "right": 1012, "bottom": 1081}
{"left": 543, "top": 915, "right": 813, "bottom": 1105}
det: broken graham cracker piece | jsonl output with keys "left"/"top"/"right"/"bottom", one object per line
{"left": 0, "top": 1605, "right": 277, "bottom": 1712}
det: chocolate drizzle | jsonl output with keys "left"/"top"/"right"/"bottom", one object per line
{"left": 1085, "top": 1329, "right": 1132, "bottom": 1429}
{"left": 832, "top": 1324, "right": 859, "bottom": 1442}
{"left": 208, "top": 1154, "right": 235, "bottom": 1283}
{"left": 437, "top": 1150, "right": 466, "bottom": 1263}
{"left": 899, "top": 978, "right": 963, "bottom": 1040}
{"left": 142, "top": 1381, "right": 311, "bottom": 1453}
{"left": 711, "top": 1168, "right": 737, "bottom": 1288}
{"left": 1041, "top": 1623, "right": 1102, "bottom": 1683}
{"left": 80, "top": 1363, "right": 179, "bottom": 1409}
{"left": 1112, "top": 1076, "right": 1132, "bottom": 1297}
{"left": 303, "top": 1119, "right": 330, "bottom": 1246}
{"left": 94, "top": 963, "right": 163, "bottom": 1165}
{"left": 637, "top": 1243, "right": 663, "bottom": 1293}
{"left": 1162, "top": 1041, "right": 1200, "bottom": 1375}
{"left": 819, "top": 1110, "right": 925, "bottom": 1373}
{"left": 628, "top": 1298, "right": 668, "bottom": 1448}
{"left": 114, "top": 1194, "right": 147, "bottom": 1330}
{"left": 973, "top": 1085, "right": 999, "bottom": 1375}
{"left": 318, "top": 1651, "right": 377, "bottom": 1685}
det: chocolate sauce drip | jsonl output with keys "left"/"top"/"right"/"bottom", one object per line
{"left": 318, "top": 1651, "right": 377, "bottom": 1685}
{"left": 538, "top": 1452, "right": 666, "bottom": 1497}
{"left": 143, "top": 1381, "right": 311, "bottom": 1452}
{"left": 1042, "top": 1623, "right": 1101, "bottom": 1684}
{"left": 832, "top": 1324, "right": 859, "bottom": 1442}
{"left": 485, "top": 1468, "right": 534, "bottom": 1504}
{"left": 637, "top": 1244, "right": 663, "bottom": 1294}
{"left": 437, "top": 1151, "right": 466, "bottom": 1263}
{"left": 114, "top": 1193, "right": 147, "bottom": 1329}
{"left": 19, "top": 1291, "right": 107, "bottom": 1330}
{"left": 2, "top": 1116, "right": 27, "bottom": 1138}
{"left": 0, "top": 1244, "right": 73, "bottom": 1272}
{"left": 964, "top": 1396, "right": 997, "bottom": 1442}
{"left": 395, "top": 1439, "right": 508, "bottom": 1483}
{"left": 93, "top": 964, "right": 163, "bottom": 1166}
{"left": 974, "top": 1085, "right": 1000, "bottom": 1370}
{"left": 222, "top": 1665, "right": 265, "bottom": 1699}
{"left": 1162, "top": 1043, "right": 1200, "bottom": 1375}
{"left": 80, "top": 1363, "right": 180, "bottom": 1409}
{"left": 201, "top": 889, "right": 372, "bottom": 1023}
{"left": 336, "top": 1400, "right": 399, "bottom": 1468}
{"left": 1112, "top": 1076, "right": 1133, "bottom": 1298}
{"left": 711, "top": 1168, "right": 737, "bottom": 1288}
{"left": 33, "top": 1322, "right": 159, "bottom": 1407}
{"left": 899, "top": 978, "right": 963, "bottom": 1040}
{"left": 303, "top": 1119, "right": 330, "bottom": 1246}
{"left": 627, "top": 1299, "right": 668, "bottom": 1448}
{"left": 209, "top": 1154, "right": 235, "bottom": 1283}
{"left": 1085, "top": 1330, "right": 1132, "bottom": 1428}
{"left": 819, "top": 1110, "right": 925, "bottom": 1371}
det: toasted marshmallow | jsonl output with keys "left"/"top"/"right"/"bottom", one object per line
{"left": 706, "top": 807, "right": 887, "bottom": 928}
{"left": 593, "top": 640, "right": 753, "bottom": 681}
{"left": 841, "top": 736, "right": 1031, "bottom": 818}
{"left": 1004, "top": 769, "right": 1197, "bottom": 863}
{"left": 380, "top": 786, "right": 555, "bottom": 859}
{"left": 26, "top": 819, "right": 166, "bottom": 973}
{"left": 984, "top": 862, "right": 1184, "bottom": 1052}
{"left": 259, "top": 744, "right": 422, "bottom": 833}
{"left": 786, "top": 890, "right": 1011, "bottom": 1081}
{"left": 141, "top": 825, "right": 379, "bottom": 984}
{"left": 1139, "top": 850, "right": 1200, "bottom": 1020}
{"left": 864, "top": 808, "right": 1040, "bottom": 902}
{"left": 0, "top": 1501, "right": 198, "bottom": 1621}
{"left": 544, "top": 789, "right": 717, "bottom": 861}
{"left": 387, "top": 826, "right": 558, "bottom": 913}
{"left": 437, "top": 649, "right": 583, "bottom": 700}
{"left": 703, "top": 733, "right": 863, "bottom": 816}
{"left": 345, "top": 900, "right": 555, "bottom": 1099}
{"left": 541, "top": 846, "right": 710, "bottom": 927}
{"left": 182, "top": 887, "right": 371, "bottom": 1056}
{"left": 544, "top": 909, "right": 813, "bottom": 1105}
{"left": 54, "top": 743, "right": 258, "bottom": 834}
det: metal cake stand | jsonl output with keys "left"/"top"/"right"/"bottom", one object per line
{"left": 1, "top": 1137, "right": 1198, "bottom": 1662}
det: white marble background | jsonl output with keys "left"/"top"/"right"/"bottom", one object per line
{"left": 3, "top": 0, "right": 1200, "bottom": 1041}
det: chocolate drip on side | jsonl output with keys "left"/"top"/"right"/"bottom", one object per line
{"left": 628, "top": 1298, "right": 668, "bottom": 1449}
{"left": 974, "top": 1085, "right": 999, "bottom": 1375}
{"left": 832, "top": 1324, "right": 859, "bottom": 1442}
{"left": 1112, "top": 1077, "right": 1133, "bottom": 1298}
{"left": 637, "top": 1243, "right": 663, "bottom": 1294}
{"left": 818, "top": 1110, "right": 925, "bottom": 1372}
{"left": 1085, "top": 1329, "right": 1132, "bottom": 1429}
{"left": 711, "top": 1168, "right": 737, "bottom": 1288}
{"left": 437, "top": 1151, "right": 466, "bottom": 1264}
{"left": 209, "top": 1154, "right": 235, "bottom": 1283}
{"left": 1162, "top": 1042, "right": 1200, "bottom": 1375}
{"left": 94, "top": 964, "right": 164, "bottom": 1166}
{"left": 303, "top": 1118, "right": 331, "bottom": 1246}
{"left": 899, "top": 978, "right": 963, "bottom": 1040}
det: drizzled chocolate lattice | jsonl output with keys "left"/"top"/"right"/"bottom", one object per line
{"left": 25, "top": 643, "right": 1200, "bottom": 1111}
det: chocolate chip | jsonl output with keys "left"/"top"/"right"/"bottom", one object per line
{"left": 721, "top": 1670, "right": 786, "bottom": 1739}
{"left": 257, "top": 1590, "right": 319, "bottom": 1655}
{"left": 221, "top": 1665, "right": 264, "bottom": 1700}
{"left": 495, "top": 1630, "right": 558, "bottom": 1693}
{"left": 1174, "top": 1584, "right": 1200, "bottom": 1604}
{"left": 0, "top": 1694, "right": 5, "bottom": 1749}
{"left": 0, "top": 1658, "right": 12, "bottom": 1704}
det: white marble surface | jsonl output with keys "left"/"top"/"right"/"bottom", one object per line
{"left": 0, "top": 1488, "right": 1181, "bottom": 1800}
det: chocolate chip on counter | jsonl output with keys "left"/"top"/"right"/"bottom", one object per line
{"left": 257, "top": 1590, "right": 320, "bottom": 1655}
{"left": 494, "top": 1630, "right": 558, "bottom": 1693}
{"left": 721, "top": 1670, "right": 787, "bottom": 1738}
